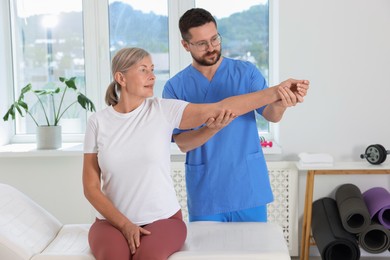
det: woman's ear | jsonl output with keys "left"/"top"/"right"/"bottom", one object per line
{"left": 114, "top": 72, "right": 125, "bottom": 86}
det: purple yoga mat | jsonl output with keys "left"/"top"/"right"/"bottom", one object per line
{"left": 363, "top": 187, "right": 390, "bottom": 229}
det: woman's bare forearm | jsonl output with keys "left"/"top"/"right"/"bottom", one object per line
{"left": 179, "top": 86, "right": 278, "bottom": 129}
{"left": 218, "top": 86, "right": 279, "bottom": 116}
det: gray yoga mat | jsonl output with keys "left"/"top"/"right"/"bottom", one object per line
{"left": 358, "top": 222, "right": 390, "bottom": 254}
{"left": 335, "top": 183, "right": 371, "bottom": 234}
{"left": 312, "top": 197, "right": 360, "bottom": 260}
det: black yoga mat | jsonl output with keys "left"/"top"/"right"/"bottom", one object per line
{"left": 358, "top": 222, "right": 390, "bottom": 254}
{"left": 312, "top": 198, "right": 360, "bottom": 260}
{"left": 335, "top": 183, "right": 371, "bottom": 234}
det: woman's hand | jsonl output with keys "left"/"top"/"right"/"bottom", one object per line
{"left": 121, "top": 221, "right": 151, "bottom": 254}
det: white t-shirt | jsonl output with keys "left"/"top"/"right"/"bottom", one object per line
{"left": 84, "top": 97, "right": 188, "bottom": 225}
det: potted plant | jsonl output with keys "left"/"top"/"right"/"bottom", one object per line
{"left": 3, "top": 76, "right": 96, "bottom": 149}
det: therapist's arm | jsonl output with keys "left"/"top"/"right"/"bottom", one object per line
{"left": 174, "top": 110, "right": 235, "bottom": 152}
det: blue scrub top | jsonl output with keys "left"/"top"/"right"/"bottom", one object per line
{"left": 163, "top": 57, "right": 274, "bottom": 216}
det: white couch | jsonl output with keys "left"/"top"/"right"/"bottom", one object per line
{"left": 0, "top": 183, "right": 290, "bottom": 260}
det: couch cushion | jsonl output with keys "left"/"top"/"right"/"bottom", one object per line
{"left": 32, "top": 224, "right": 94, "bottom": 260}
{"left": 0, "top": 183, "right": 62, "bottom": 260}
{"left": 168, "top": 222, "right": 290, "bottom": 260}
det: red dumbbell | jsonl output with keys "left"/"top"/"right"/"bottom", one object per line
{"left": 260, "top": 137, "right": 273, "bottom": 148}
{"left": 261, "top": 140, "right": 273, "bottom": 148}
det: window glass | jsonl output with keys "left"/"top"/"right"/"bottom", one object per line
{"left": 108, "top": 0, "right": 169, "bottom": 97}
{"left": 10, "top": 0, "right": 85, "bottom": 134}
{"left": 196, "top": 0, "right": 269, "bottom": 132}
{"left": 5, "top": 0, "right": 272, "bottom": 140}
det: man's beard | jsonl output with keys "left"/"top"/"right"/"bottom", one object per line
{"left": 191, "top": 49, "right": 222, "bottom": 67}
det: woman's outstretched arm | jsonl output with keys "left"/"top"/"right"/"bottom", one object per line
{"left": 179, "top": 78, "right": 308, "bottom": 130}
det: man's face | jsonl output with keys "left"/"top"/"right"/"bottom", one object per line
{"left": 182, "top": 22, "right": 222, "bottom": 66}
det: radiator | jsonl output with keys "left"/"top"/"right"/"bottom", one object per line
{"left": 171, "top": 161, "right": 298, "bottom": 256}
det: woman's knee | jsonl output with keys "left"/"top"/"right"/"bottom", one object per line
{"left": 89, "top": 219, "right": 130, "bottom": 260}
{"left": 133, "top": 218, "right": 186, "bottom": 260}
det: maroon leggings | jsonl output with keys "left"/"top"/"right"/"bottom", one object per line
{"left": 88, "top": 210, "right": 186, "bottom": 260}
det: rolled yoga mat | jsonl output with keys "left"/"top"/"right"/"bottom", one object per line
{"left": 335, "top": 183, "right": 371, "bottom": 234}
{"left": 358, "top": 222, "right": 390, "bottom": 254}
{"left": 312, "top": 197, "right": 360, "bottom": 260}
{"left": 363, "top": 187, "right": 390, "bottom": 229}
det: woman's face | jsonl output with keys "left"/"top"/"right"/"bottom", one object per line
{"left": 122, "top": 55, "right": 155, "bottom": 99}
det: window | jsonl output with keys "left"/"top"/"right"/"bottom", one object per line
{"left": 2, "top": 0, "right": 273, "bottom": 143}
{"left": 108, "top": 0, "right": 169, "bottom": 98}
{"left": 196, "top": 0, "right": 270, "bottom": 133}
{"left": 9, "top": 0, "right": 86, "bottom": 135}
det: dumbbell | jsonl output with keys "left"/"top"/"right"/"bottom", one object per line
{"left": 260, "top": 136, "right": 273, "bottom": 148}
{"left": 360, "top": 144, "right": 390, "bottom": 165}
{"left": 261, "top": 140, "right": 273, "bottom": 148}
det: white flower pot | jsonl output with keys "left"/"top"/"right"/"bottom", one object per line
{"left": 36, "top": 125, "right": 62, "bottom": 150}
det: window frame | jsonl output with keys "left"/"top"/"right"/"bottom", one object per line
{"left": 1, "top": 0, "right": 14, "bottom": 145}
{"left": 1, "top": 0, "right": 278, "bottom": 145}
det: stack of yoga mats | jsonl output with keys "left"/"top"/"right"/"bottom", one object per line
{"left": 312, "top": 198, "right": 360, "bottom": 260}
{"left": 312, "top": 183, "right": 390, "bottom": 259}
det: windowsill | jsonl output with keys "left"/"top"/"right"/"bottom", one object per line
{"left": 0, "top": 142, "right": 282, "bottom": 158}
{"left": 170, "top": 141, "right": 282, "bottom": 156}
{"left": 263, "top": 143, "right": 282, "bottom": 154}
{"left": 0, "top": 143, "right": 84, "bottom": 157}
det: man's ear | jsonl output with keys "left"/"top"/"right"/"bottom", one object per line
{"left": 181, "top": 39, "right": 190, "bottom": 52}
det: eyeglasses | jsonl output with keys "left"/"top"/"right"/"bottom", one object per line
{"left": 188, "top": 34, "right": 222, "bottom": 52}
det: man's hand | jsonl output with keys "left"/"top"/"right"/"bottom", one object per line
{"left": 263, "top": 79, "right": 310, "bottom": 122}
{"left": 277, "top": 79, "right": 310, "bottom": 107}
{"left": 204, "top": 109, "right": 236, "bottom": 131}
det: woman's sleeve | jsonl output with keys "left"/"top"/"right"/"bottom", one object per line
{"left": 83, "top": 114, "right": 98, "bottom": 153}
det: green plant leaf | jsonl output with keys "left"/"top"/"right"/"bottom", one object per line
{"left": 18, "top": 100, "right": 28, "bottom": 111}
{"left": 34, "top": 89, "right": 47, "bottom": 95}
{"left": 3, "top": 111, "right": 10, "bottom": 121}
{"left": 65, "top": 77, "right": 77, "bottom": 90}
{"left": 77, "top": 93, "right": 96, "bottom": 112}
{"left": 3, "top": 105, "right": 14, "bottom": 121}
{"left": 34, "top": 88, "right": 60, "bottom": 95}
{"left": 21, "top": 84, "right": 32, "bottom": 95}
{"left": 15, "top": 104, "right": 24, "bottom": 116}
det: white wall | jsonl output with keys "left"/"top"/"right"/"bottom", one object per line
{"left": 275, "top": 1, "right": 390, "bottom": 256}
{"left": 0, "top": 155, "right": 94, "bottom": 224}
{"left": 271, "top": 0, "right": 390, "bottom": 162}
